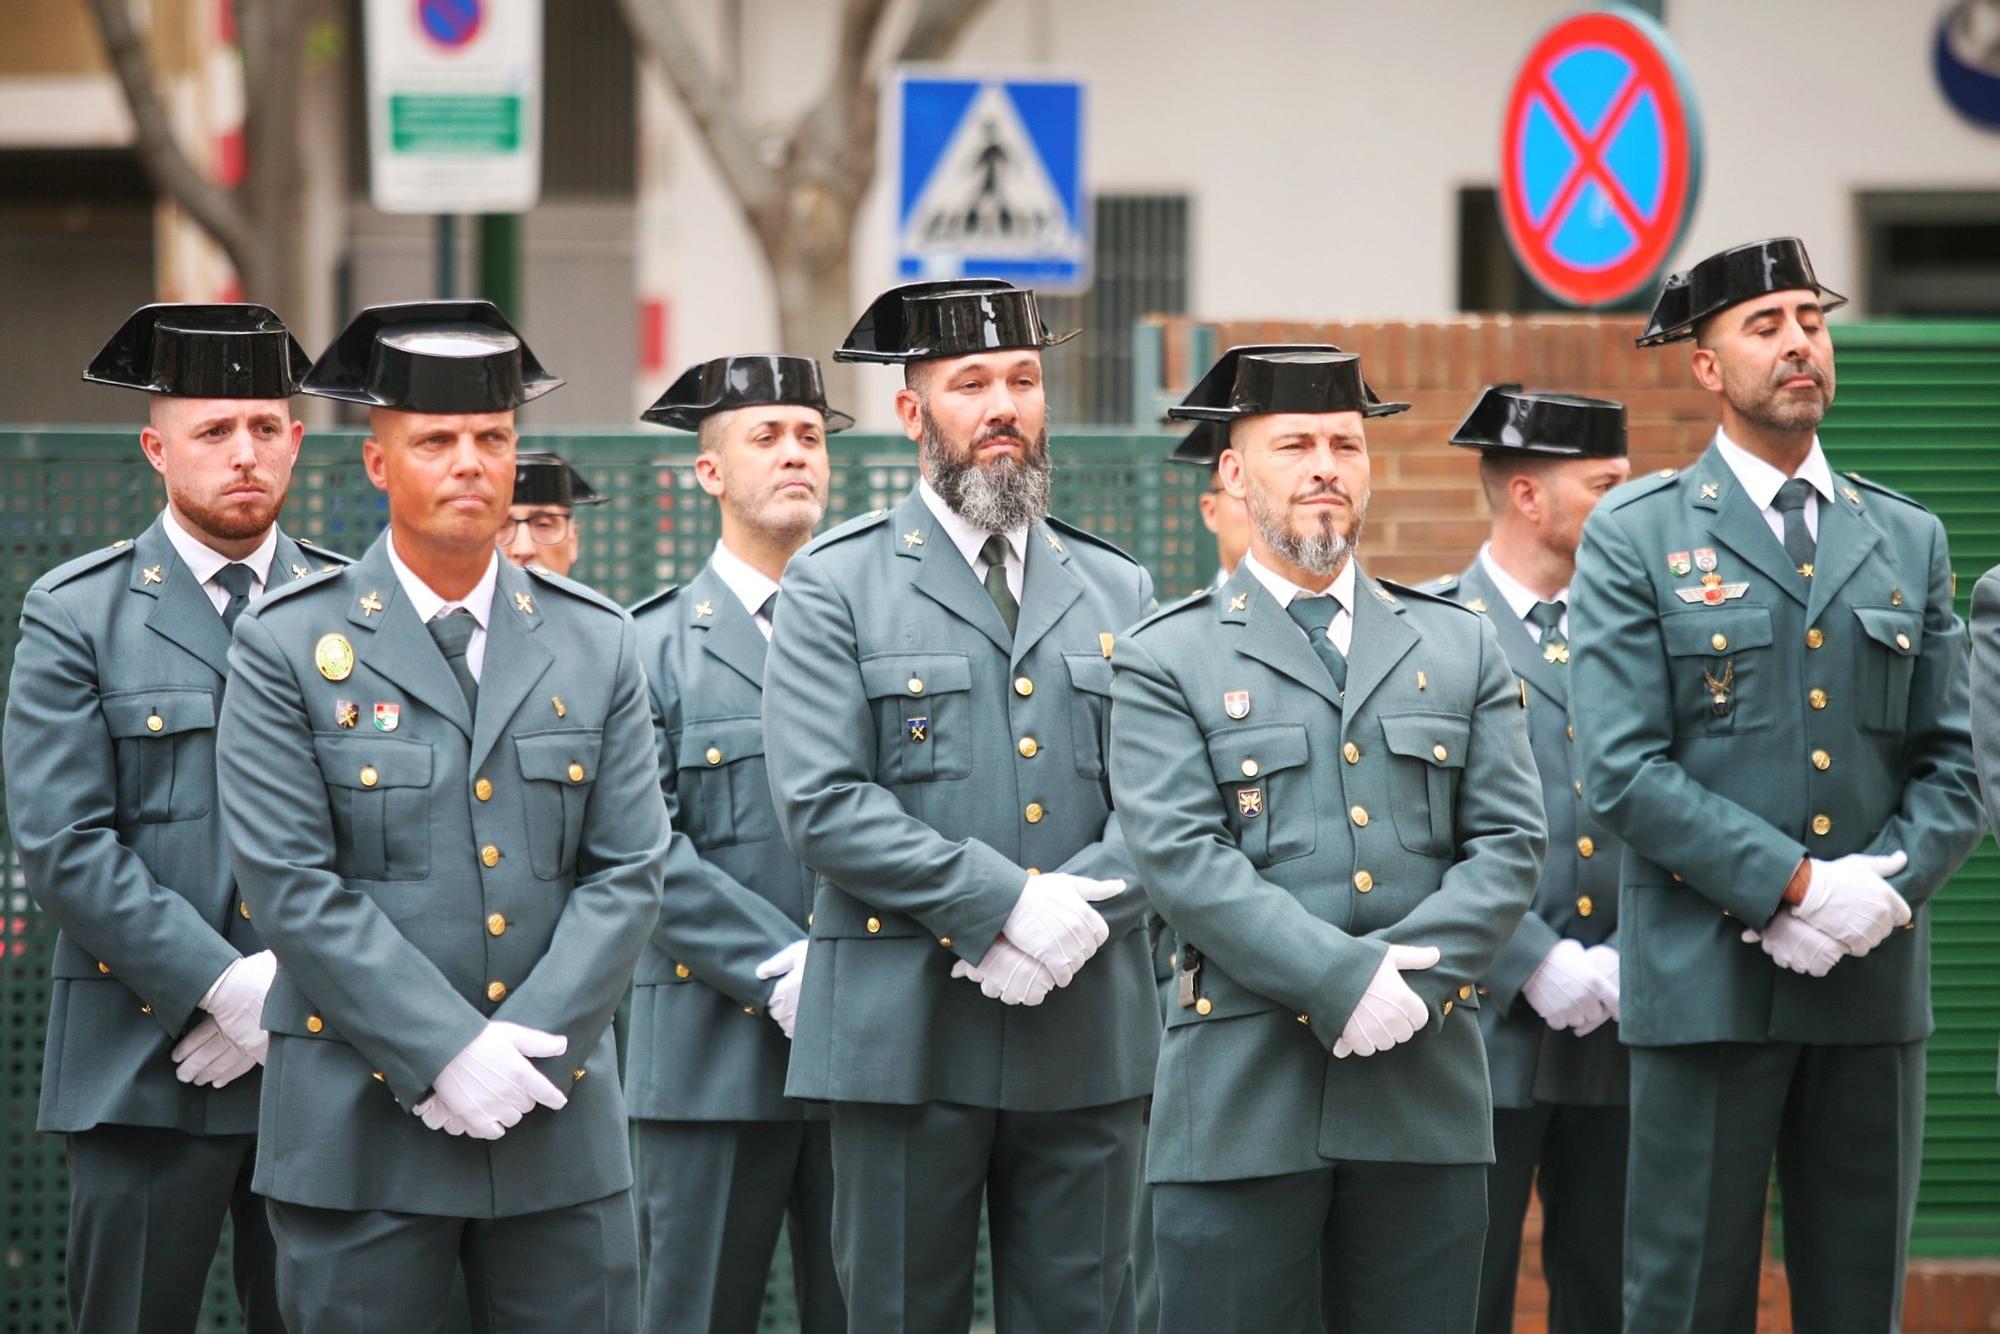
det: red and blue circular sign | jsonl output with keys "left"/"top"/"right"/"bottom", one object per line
{"left": 416, "top": 0, "right": 483, "bottom": 49}
{"left": 1498, "top": 8, "right": 1702, "bottom": 309}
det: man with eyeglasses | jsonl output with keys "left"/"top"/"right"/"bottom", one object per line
{"left": 499, "top": 452, "right": 605, "bottom": 578}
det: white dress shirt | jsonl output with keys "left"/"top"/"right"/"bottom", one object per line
{"left": 709, "top": 539, "right": 782, "bottom": 641}
{"left": 919, "top": 478, "right": 1026, "bottom": 602}
{"left": 1714, "top": 427, "right": 1835, "bottom": 544}
{"left": 386, "top": 531, "right": 498, "bottom": 681}
{"left": 162, "top": 508, "right": 277, "bottom": 616}
{"left": 1478, "top": 543, "right": 1568, "bottom": 642}
{"left": 1242, "top": 550, "right": 1355, "bottom": 655}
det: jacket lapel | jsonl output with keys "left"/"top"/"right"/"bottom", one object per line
{"left": 1691, "top": 447, "right": 1808, "bottom": 606}
{"left": 469, "top": 562, "right": 556, "bottom": 776}
{"left": 1804, "top": 477, "right": 1881, "bottom": 625}
{"left": 1460, "top": 560, "right": 1567, "bottom": 707}
{"left": 345, "top": 535, "right": 474, "bottom": 739}
{"left": 1221, "top": 566, "right": 1344, "bottom": 711}
{"left": 1342, "top": 571, "right": 1419, "bottom": 717}
{"left": 271, "top": 530, "right": 320, "bottom": 587}
{"left": 1010, "top": 523, "right": 1083, "bottom": 668}
{"left": 690, "top": 563, "right": 767, "bottom": 690}
{"left": 132, "top": 517, "right": 232, "bottom": 677}
{"left": 893, "top": 490, "right": 1013, "bottom": 655}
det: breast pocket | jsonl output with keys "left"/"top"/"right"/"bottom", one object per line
{"left": 1379, "top": 713, "right": 1470, "bottom": 857}
{"left": 1852, "top": 606, "right": 1923, "bottom": 736}
{"left": 314, "top": 734, "right": 433, "bottom": 881}
{"left": 1063, "top": 652, "right": 1114, "bottom": 780}
{"left": 860, "top": 653, "right": 973, "bottom": 783}
{"left": 1661, "top": 607, "right": 1775, "bottom": 737}
{"left": 1205, "top": 723, "right": 1314, "bottom": 867}
{"left": 101, "top": 688, "right": 216, "bottom": 824}
{"left": 516, "top": 728, "right": 604, "bottom": 879}
{"left": 673, "top": 716, "right": 776, "bottom": 848}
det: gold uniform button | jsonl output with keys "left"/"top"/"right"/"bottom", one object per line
{"left": 1241, "top": 759, "right": 1260, "bottom": 778}
{"left": 1896, "top": 633, "right": 1912, "bottom": 651}
{"left": 239, "top": 901, "right": 251, "bottom": 920}
{"left": 1343, "top": 742, "right": 1360, "bottom": 765}
{"left": 372, "top": 1070, "right": 386, "bottom": 1083}
{"left": 567, "top": 762, "right": 585, "bottom": 783}
{"left": 1577, "top": 895, "right": 1595, "bottom": 918}
{"left": 1711, "top": 633, "right": 1728, "bottom": 652}
{"left": 1025, "top": 802, "right": 1045, "bottom": 824}
{"left": 486, "top": 913, "right": 507, "bottom": 937}
{"left": 1573, "top": 781, "right": 1584, "bottom": 797}
{"left": 487, "top": 981, "right": 508, "bottom": 1002}
{"left": 1811, "top": 750, "right": 1831, "bottom": 771}
{"left": 743, "top": 1006, "right": 758, "bottom": 1016}
{"left": 1195, "top": 997, "right": 1213, "bottom": 1016}
{"left": 1350, "top": 805, "right": 1369, "bottom": 827}
{"left": 1432, "top": 744, "right": 1449, "bottom": 763}
{"left": 1566, "top": 724, "right": 1575, "bottom": 741}
{"left": 1812, "top": 814, "right": 1832, "bottom": 836}
{"left": 939, "top": 937, "right": 953, "bottom": 948}
{"left": 866, "top": 917, "right": 881, "bottom": 934}
{"left": 145, "top": 714, "right": 164, "bottom": 733}
{"left": 1577, "top": 836, "right": 1596, "bottom": 858}
{"left": 474, "top": 777, "right": 494, "bottom": 801}
{"left": 1809, "top": 688, "right": 1829, "bottom": 710}
{"left": 359, "top": 765, "right": 379, "bottom": 788}
{"left": 1459, "top": 985, "right": 1473, "bottom": 1000}
{"left": 481, "top": 844, "right": 501, "bottom": 868}
{"left": 306, "top": 1014, "right": 324, "bottom": 1033}
{"left": 1442, "top": 1000, "right": 1454, "bottom": 1016}
{"left": 908, "top": 677, "right": 924, "bottom": 695}
{"left": 1014, "top": 676, "right": 1034, "bottom": 697}
{"left": 1353, "top": 871, "right": 1374, "bottom": 893}
{"left": 1806, "top": 627, "right": 1825, "bottom": 649}
{"left": 705, "top": 747, "right": 723, "bottom": 766}
{"left": 97, "top": 961, "right": 110, "bottom": 975}
{"left": 1018, "top": 737, "right": 1039, "bottom": 758}
{"left": 674, "top": 963, "right": 691, "bottom": 978}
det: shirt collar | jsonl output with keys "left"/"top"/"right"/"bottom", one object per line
{"left": 1242, "top": 549, "right": 1356, "bottom": 613}
{"left": 385, "top": 530, "right": 498, "bottom": 629}
{"left": 709, "top": 539, "right": 781, "bottom": 618}
{"left": 918, "top": 477, "right": 1027, "bottom": 571}
{"left": 161, "top": 508, "right": 278, "bottom": 589}
{"left": 1477, "top": 543, "right": 1565, "bottom": 622}
{"left": 1714, "top": 427, "right": 1835, "bottom": 511}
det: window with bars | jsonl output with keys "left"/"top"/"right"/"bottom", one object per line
{"left": 1040, "top": 193, "right": 1191, "bottom": 425}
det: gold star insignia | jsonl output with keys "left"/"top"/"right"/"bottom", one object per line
{"left": 903, "top": 529, "right": 925, "bottom": 549}
{"left": 514, "top": 592, "right": 534, "bottom": 614}
{"left": 1700, "top": 482, "right": 1721, "bottom": 500}
{"left": 694, "top": 600, "right": 715, "bottom": 619}
{"left": 1842, "top": 486, "right": 1862, "bottom": 505}
{"left": 1228, "top": 592, "right": 1249, "bottom": 612}
{"left": 358, "top": 591, "right": 384, "bottom": 617}
{"left": 1798, "top": 563, "right": 1815, "bottom": 578}
{"left": 552, "top": 694, "right": 567, "bottom": 718}
{"left": 290, "top": 563, "right": 309, "bottom": 580}
{"left": 141, "top": 565, "right": 163, "bottom": 585}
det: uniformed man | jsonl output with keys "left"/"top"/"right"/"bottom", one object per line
{"left": 628, "top": 354, "right": 853, "bottom": 1334}
{"left": 213, "top": 300, "right": 669, "bottom": 1332}
{"left": 1172, "top": 421, "right": 1252, "bottom": 589}
{"left": 764, "top": 279, "right": 1159, "bottom": 1332}
{"left": 1571, "top": 238, "right": 1983, "bottom": 1333}
{"left": 500, "top": 450, "right": 605, "bottom": 576}
{"left": 1109, "top": 345, "right": 1545, "bottom": 1334}
{"left": 1431, "top": 386, "right": 1631, "bottom": 1334}
{"left": 2, "top": 303, "right": 344, "bottom": 1333}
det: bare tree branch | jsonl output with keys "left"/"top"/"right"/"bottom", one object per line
{"left": 616, "top": 0, "right": 778, "bottom": 216}
{"left": 898, "top": 0, "right": 993, "bottom": 61}
{"left": 86, "top": 0, "right": 250, "bottom": 263}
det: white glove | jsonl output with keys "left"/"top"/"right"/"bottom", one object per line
{"left": 199, "top": 949, "right": 277, "bottom": 1064}
{"left": 412, "top": 1021, "right": 568, "bottom": 1140}
{"left": 1521, "top": 939, "right": 1612, "bottom": 1036}
{"left": 950, "top": 936, "right": 1058, "bottom": 1006}
{"left": 1582, "top": 943, "right": 1621, "bottom": 1024}
{"left": 754, "top": 939, "right": 810, "bottom": 1039}
{"left": 1002, "top": 873, "right": 1125, "bottom": 985}
{"left": 1742, "top": 908, "right": 1846, "bottom": 977}
{"left": 171, "top": 1016, "right": 258, "bottom": 1088}
{"left": 1333, "top": 944, "right": 1439, "bottom": 1058}
{"left": 1792, "top": 851, "right": 1911, "bottom": 955}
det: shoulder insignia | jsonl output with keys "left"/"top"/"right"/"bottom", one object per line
{"left": 1428, "top": 573, "right": 1460, "bottom": 594}
{"left": 1379, "top": 577, "right": 1482, "bottom": 615}
{"left": 522, "top": 564, "right": 626, "bottom": 615}
{"left": 626, "top": 584, "right": 681, "bottom": 618}
{"left": 293, "top": 538, "right": 354, "bottom": 565}
{"left": 1600, "top": 467, "right": 1687, "bottom": 512}
{"left": 801, "top": 506, "right": 893, "bottom": 556}
{"left": 1044, "top": 515, "right": 1141, "bottom": 566}
{"left": 250, "top": 563, "right": 346, "bottom": 613}
{"left": 1839, "top": 471, "right": 1927, "bottom": 511}
{"left": 1128, "top": 587, "right": 1216, "bottom": 637}
{"left": 33, "top": 539, "right": 137, "bottom": 592}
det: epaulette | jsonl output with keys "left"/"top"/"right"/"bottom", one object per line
{"left": 249, "top": 563, "right": 345, "bottom": 613}
{"left": 1379, "top": 577, "right": 1482, "bottom": 615}
{"left": 34, "top": 538, "right": 136, "bottom": 591}
{"left": 626, "top": 584, "right": 680, "bottom": 618}
{"left": 1045, "top": 516, "right": 1141, "bottom": 566}
{"left": 1126, "top": 586, "right": 1215, "bottom": 637}
{"left": 1426, "top": 572, "right": 1463, "bottom": 596}
{"left": 1839, "top": 470, "right": 1927, "bottom": 511}
{"left": 293, "top": 537, "right": 354, "bottom": 568}
{"left": 1600, "top": 466, "right": 1686, "bottom": 511}
{"left": 800, "top": 506, "right": 893, "bottom": 555}
{"left": 524, "top": 564, "right": 626, "bottom": 616}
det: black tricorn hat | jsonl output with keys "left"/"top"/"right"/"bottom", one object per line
{"left": 1448, "top": 385, "right": 1628, "bottom": 459}
{"left": 300, "top": 300, "right": 562, "bottom": 412}
{"left": 834, "top": 279, "right": 1079, "bottom": 365}
{"left": 1167, "top": 345, "right": 1411, "bottom": 424}
{"left": 513, "top": 452, "right": 606, "bottom": 508}
{"left": 641, "top": 354, "right": 854, "bottom": 433}
{"left": 84, "top": 303, "right": 310, "bottom": 398}
{"left": 1637, "top": 237, "right": 1848, "bottom": 348}
{"left": 1168, "top": 421, "right": 1230, "bottom": 468}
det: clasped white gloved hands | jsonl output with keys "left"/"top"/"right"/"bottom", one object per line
{"left": 1522, "top": 938, "right": 1615, "bottom": 1035}
{"left": 1333, "top": 944, "right": 1439, "bottom": 1059}
{"left": 1741, "top": 851, "right": 1910, "bottom": 977}
{"left": 997, "top": 873, "right": 1127, "bottom": 985}
{"left": 951, "top": 937, "right": 1058, "bottom": 1006}
{"left": 173, "top": 949, "right": 278, "bottom": 1088}
{"left": 412, "top": 1021, "right": 568, "bottom": 1140}
{"left": 754, "top": 939, "right": 810, "bottom": 1039}
{"left": 1582, "top": 944, "right": 1620, "bottom": 1024}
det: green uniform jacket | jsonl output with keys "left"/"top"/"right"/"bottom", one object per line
{"left": 765, "top": 489, "right": 1158, "bottom": 1111}
{"left": 1569, "top": 445, "right": 1982, "bottom": 1048}
{"left": 1437, "top": 561, "right": 1626, "bottom": 1109}
{"left": 1110, "top": 563, "right": 1545, "bottom": 1182}
{"left": 628, "top": 561, "right": 820, "bottom": 1122}
{"left": 4, "top": 515, "right": 347, "bottom": 1135}
{"left": 215, "top": 534, "right": 668, "bottom": 1216}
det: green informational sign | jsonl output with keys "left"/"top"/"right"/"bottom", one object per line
{"left": 389, "top": 95, "right": 522, "bottom": 152}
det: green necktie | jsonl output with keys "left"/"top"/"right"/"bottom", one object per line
{"left": 428, "top": 609, "right": 479, "bottom": 710}
{"left": 1527, "top": 599, "right": 1568, "bottom": 666}
{"left": 1774, "top": 477, "right": 1817, "bottom": 577}
{"left": 980, "top": 534, "right": 1018, "bottom": 636}
{"left": 1284, "top": 595, "right": 1347, "bottom": 693}
{"left": 213, "top": 562, "right": 256, "bottom": 634}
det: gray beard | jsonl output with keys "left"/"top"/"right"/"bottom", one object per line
{"left": 920, "top": 408, "right": 1052, "bottom": 534}
{"left": 1248, "top": 483, "right": 1363, "bottom": 577}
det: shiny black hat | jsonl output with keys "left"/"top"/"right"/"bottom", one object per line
{"left": 1168, "top": 345, "right": 1410, "bottom": 424}
{"left": 300, "top": 300, "right": 562, "bottom": 412}
{"left": 513, "top": 452, "right": 605, "bottom": 508}
{"left": 1168, "top": 422, "right": 1229, "bottom": 469}
{"left": 1637, "top": 237, "right": 1848, "bottom": 348}
{"left": 834, "top": 279, "right": 1079, "bottom": 365}
{"left": 1448, "top": 386, "right": 1627, "bottom": 459}
{"left": 84, "top": 303, "right": 310, "bottom": 398}
{"left": 641, "top": 354, "right": 854, "bottom": 433}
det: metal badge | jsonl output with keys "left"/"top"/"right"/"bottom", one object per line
{"left": 1700, "top": 482, "right": 1722, "bottom": 500}
{"left": 1099, "top": 632, "right": 1115, "bottom": 659}
{"left": 315, "top": 633, "right": 355, "bottom": 682}
{"left": 514, "top": 592, "right": 534, "bottom": 614}
{"left": 1237, "top": 787, "right": 1264, "bottom": 819}
{"left": 1668, "top": 550, "right": 1692, "bottom": 576}
{"left": 373, "top": 702, "right": 400, "bottom": 733}
{"left": 1045, "top": 531, "right": 1064, "bottom": 553}
{"left": 1842, "top": 486, "right": 1862, "bottom": 506}
{"left": 1703, "top": 662, "right": 1735, "bottom": 717}
{"left": 334, "top": 699, "right": 359, "bottom": 729}
{"left": 1675, "top": 574, "right": 1750, "bottom": 605}
{"left": 1892, "top": 587, "right": 1904, "bottom": 606}
{"left": 903, "top": 529, "right": 925, "bottom": 549}
{"left": 552, "top": 694, "right": 567, "bottom": 717}
{"left": 1228, "top": 592, "right": 1249, "bottom": 613}
{"left": 142, "top": 565, "right": 163, "bottom": 585}
{"left": 291, "top": 563, "right": 310, "bottom": 580}
{"left": 358, "top": 591, "right": 384, "bottom": 617}
{"left": 906, "top": 716, "right": 929, "bottom": 744}
{"left": 1223, "top": 690, "right": 1250, "bottom": 719}
{"left": 1693, "top": 548, "right": 1717, "bottom": 573}
{"left": 1467, "top": 598, "right": 1488, "bottom": 614}
{"left": 694, "top": 600, "right": 714, "bottom": 619}
{"left": 1543, "top": 640, "right": 1570, "bottom": 665}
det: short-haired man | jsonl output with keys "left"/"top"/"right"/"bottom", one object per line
{"left": 215, "top": 300, "right": 668, "bottom": 1332}
{"left": 500, "top": 451, "right": 605, "bottom": 577}
{"left": 628, "top": 355, "right": 853, "bottom": 1334}
{"left": 1572, "top": 238, "right": 1983, "bottom": 1331}
{"left": 4, "top": 303, "right": 345, "bottom": 1332}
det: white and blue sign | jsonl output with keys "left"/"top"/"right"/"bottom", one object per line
{"left": 894, "top": 72, "right": 1088, "bottom": 290}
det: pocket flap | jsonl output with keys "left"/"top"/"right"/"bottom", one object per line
{"left": 859, "top": 653, "right": 972, "bottom": 700}
{"left": 1853, "top": 606, "right": 1922, "bottom": 656}
{"left": 313, "top": 734, "right": 434, "bottom": 790}
{"left": 1204, "top": 722, "right": 1310, "bottom": 784}
{"left": 1379, "top": 713, "right": 1472, "bottom": 770}
{"left": 515, "top": 728, "right": 605, "bottom": 784}
{"left": 1661, "top": 606, "right": 1773, "bottom": 656}
{"left": 675, "top": 716, "right": 765, "bottom": 770}
{"left": 101, "top": 687, "right": 215, "bottom": 739}
{"left": 1063, "top": 652, "right": 1114, "bottom": 698}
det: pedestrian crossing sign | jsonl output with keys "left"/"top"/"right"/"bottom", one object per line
{"left": 894, "top": 71, "right": 1088, "bottom": 290}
